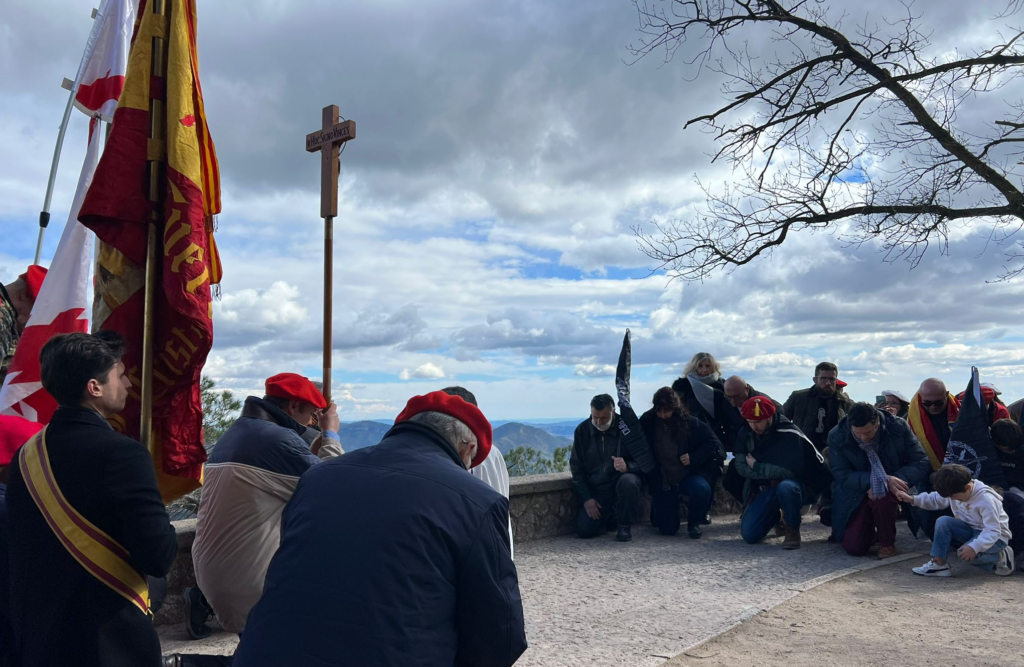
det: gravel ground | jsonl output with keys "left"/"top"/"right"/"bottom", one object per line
{"left": 161, "top": 514, "right": 931, "bottom": 665}
{"left": 669, "top": 556, "right": 1024, "bottom": 667}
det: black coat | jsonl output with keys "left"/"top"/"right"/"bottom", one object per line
{"left": 733, "top": 414, "right": 831, "bottom": 504}
{"left": 569, "top": 415, "right": 640, "bottom": 502}
{"left": 671, "top": 376, "right": 731, "bottom": 447}
{"left": 5, "top": 407, "right": 177, "bottom": 667}
{"left": 639, "top": 409, "right": 723, "bottom": 486}
{"left": 722, "top": 387, "right": 783, "bottom": 453}
{"left": 0, "top": 483, "right": 12, "bottom": 667}
{"left": 233, "top": 420, "right": 527, "bottom": 667}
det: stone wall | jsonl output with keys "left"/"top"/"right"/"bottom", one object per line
{"left": 155, "top": 472, "right": 741, "bottom": 625}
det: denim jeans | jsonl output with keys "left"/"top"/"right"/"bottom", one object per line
{"left": 931, "top": 516, "right": 1007, "bottom": 570}
{"left": 741, "top": 479, "right": 805, "bottom": 544}
{"left": 651, "top": 474, "right": 713, "bottom": 535}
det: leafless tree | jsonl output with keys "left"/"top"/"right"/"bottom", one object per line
{"left": 628, "top": 0, "right": 1024, "bottom": 280}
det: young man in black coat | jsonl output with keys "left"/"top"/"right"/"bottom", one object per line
{"left": 5, "top": 332, "right": 178, "bottom": 667}
{"left": 233, "top": 390, "right": 526, "bottom": 667}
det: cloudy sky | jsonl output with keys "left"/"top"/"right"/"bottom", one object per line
{"left": 3, "top": 0, "right": 1024, "bottom": 421}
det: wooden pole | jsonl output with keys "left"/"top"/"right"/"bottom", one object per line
{"left": 323, "top": 216, "right": 333, "bottom": 404}
{"left": 141, "top": 0, "right": 169, "bottom": 454}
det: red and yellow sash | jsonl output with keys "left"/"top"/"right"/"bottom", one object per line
{"left": 18, "top": 428, "right": 151, "bottom": 616}
{"left": 908, "top": 392, "right": 960, "bottom": 471}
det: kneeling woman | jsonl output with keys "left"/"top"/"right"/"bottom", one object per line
{"left": 641, "top": 387, "right": 725, "bottom": 539}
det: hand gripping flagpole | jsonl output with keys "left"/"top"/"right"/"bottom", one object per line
{"left": 34, "top": 2, "right": 109, "bottom": 265}
{"left": 140, "top": 0, "right": 171, "bottom": 454}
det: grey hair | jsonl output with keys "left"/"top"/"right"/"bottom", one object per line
{"left": 409, "top": 411, "right": 474, "bottom": 449}
{"left": 683, "top": 352, "right": 721, "bottom": 377}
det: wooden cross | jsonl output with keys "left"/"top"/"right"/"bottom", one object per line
{"left": 305, "top": 105, "right": 356, "bottom": 403}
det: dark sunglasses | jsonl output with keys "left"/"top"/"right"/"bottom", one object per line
{"left": 921, "top": 400, "right": 945, "bottom": 408}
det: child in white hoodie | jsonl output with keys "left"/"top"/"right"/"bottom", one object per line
{"left": 896, "top": 464, "right": 1014, "bottom": 577}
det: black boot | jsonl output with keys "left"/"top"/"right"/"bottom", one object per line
{"left": 183, "top": 586, "right": 213, "bottom": 640}
{"left": 687, "top": 524, "right": 703, "bottom": 539}
{"left": 615, "top": 524, "right": 632, "bottom": 542}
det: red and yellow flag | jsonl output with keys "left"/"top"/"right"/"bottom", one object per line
{"left": 79, "top": 0, "right": 221, "bottom": 501}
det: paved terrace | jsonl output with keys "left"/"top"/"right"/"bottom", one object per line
{"left": 160, "top": 508, "right": 926, "bottom": 665}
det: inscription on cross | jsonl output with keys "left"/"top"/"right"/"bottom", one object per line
{"left": 305, "top": 105, "right": 356, "bottom": 218}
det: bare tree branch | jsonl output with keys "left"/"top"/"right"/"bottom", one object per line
{"left": 628, "top": 0, "right": 1024, "bottom": 280}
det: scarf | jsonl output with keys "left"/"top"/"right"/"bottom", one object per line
{"left": 908, "top": 392, "right": 960, "bottom": 470}
{"left": 858, "top": 434, "right": 889, "bottom": 498}
{"left": 687, "top": 373, "right": 718, "bottom": 419}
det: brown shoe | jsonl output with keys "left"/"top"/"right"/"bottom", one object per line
{"left": 877, "top": 545, "right": 898, "bottom": 559}
{"left": 782, "top": 525, "right": 801, "bottom": 550}
{"left": 774, "top": 520, "right": 786, "bottom": 538}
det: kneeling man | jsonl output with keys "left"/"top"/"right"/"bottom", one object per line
{"left": 192, "top": 373, "right": 342, "bottom": 635}
{"left": 829, "top": 402, "right": 930, "bottom": 558}
{"left": 735, "top": 397, "right": 830, "bottom": 549}
{"left": 569, "top": 394, "right": 644, "bottom": 541}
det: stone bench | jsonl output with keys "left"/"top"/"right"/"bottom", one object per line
{"left": 155, "top": 472, "right": 741, "bottom": 625}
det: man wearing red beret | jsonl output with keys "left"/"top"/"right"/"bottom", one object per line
{"left": 734, "top": 397, "right": 832, "bottom": 550}
{"left": 188, "top": 373, "right": 343, "bottom": 640}
{"left": 232, "top": 390, "right": 527, "bottom": 667}
{"left": 1, "top": 266, "right": 48, "bottom": 385}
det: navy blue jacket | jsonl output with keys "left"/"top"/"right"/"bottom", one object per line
{"left": 233, "top": 420, "right": 527, "bottom": 667}
{"left": 829, "top": 409, "right": 930, "bottom": 541}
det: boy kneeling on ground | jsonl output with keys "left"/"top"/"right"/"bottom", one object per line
{"left": 896, "top": 464, "right": 1014, "bottom": 577}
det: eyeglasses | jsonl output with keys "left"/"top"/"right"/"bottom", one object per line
{"left": 920, "top": 400, "right": 945, "bottom": 408}
{"left": 816, "top": 377, "right": 837, "bottom": 384}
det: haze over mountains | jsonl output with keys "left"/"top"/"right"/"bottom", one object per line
{"left": 336, "top": 419, "right": 579, "bottom": 454}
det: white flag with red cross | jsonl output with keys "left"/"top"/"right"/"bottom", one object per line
{"left": 0, "top": 132, "right": 101, "bottom": 422}
{"left": 73, "top": 0, "right": 138, "bottom": 122}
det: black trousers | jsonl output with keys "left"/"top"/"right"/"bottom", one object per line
{"left": 575, "top": 473, "right": 643, "bottom": 537}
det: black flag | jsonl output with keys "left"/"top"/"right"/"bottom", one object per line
{"left": 615, "top": 330, "right": 655, "bottom": 474}
{"left": 945, "top": 367, "right": 1008, "bottom": 489}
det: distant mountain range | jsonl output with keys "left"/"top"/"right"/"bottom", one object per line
{"left": 492, "top": 423, "right": 571, "bottom": 457}
{"left": 336, "top": 419, "right": 580, "bottom": 454}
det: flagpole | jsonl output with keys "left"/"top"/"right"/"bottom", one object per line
{"left": 141, "top": 0, "right": 171, "bottom": 454}
{"left": 34, "top": 2, "right": 109, "bottom": 265}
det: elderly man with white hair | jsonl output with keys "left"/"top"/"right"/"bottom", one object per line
{"left": 232, "top": 390, "right": 527, "bottom": 667}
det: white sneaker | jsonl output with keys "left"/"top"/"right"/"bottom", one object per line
{"left": 912, "top": 559, "right": 952, "bottom": 577}
{"left": 996, "top": 545, "right": 1015, "bottom": 577}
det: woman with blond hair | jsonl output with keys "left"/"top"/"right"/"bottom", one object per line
{"left": 671, "top": 352, "right": 729, "bottom": 523}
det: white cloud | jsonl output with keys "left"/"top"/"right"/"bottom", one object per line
{"left": 399, "top": 362, "right": 446, "bottom": 381}
{"left": 7, "top": 0, "right": 1024, "bottom": 421}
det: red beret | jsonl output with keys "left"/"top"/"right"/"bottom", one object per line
{"left": 18, "top": 265, "right": 48, "bottom": 300}
{"left": 395, "top": 391, "right": 492, "bottom": 468}
{"left": 741, "top": 396, "right": 776, "bottom": 422}
{"left": 836, "top": 379, "right": 847, "bottom": 388}
{"left": 265, "top": 373, "right": 327, "bottom": 409}
{"left": 0, "top": 415, "right": 43, "bottom": 467}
